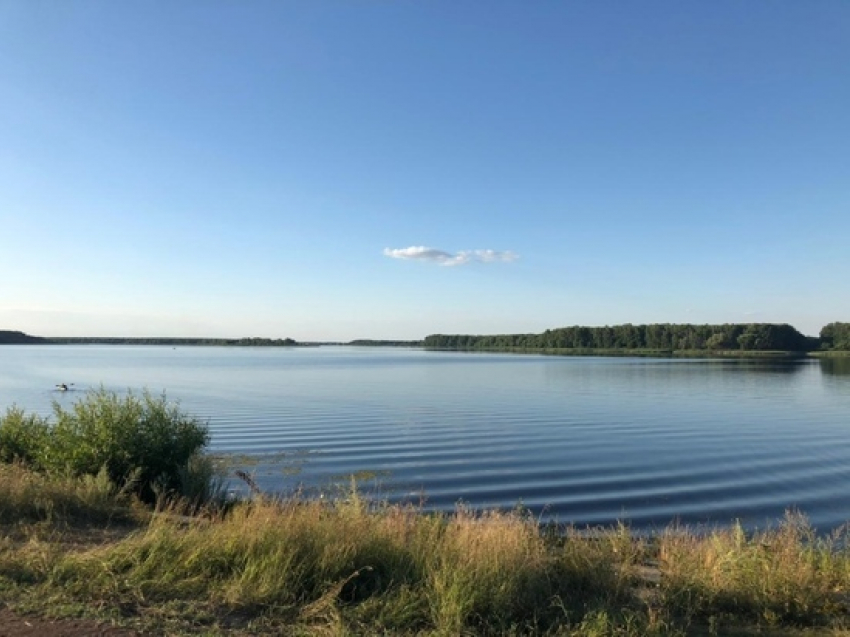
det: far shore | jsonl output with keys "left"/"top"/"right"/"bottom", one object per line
{"left": 5, "top": 337, "right": 849, "bottom": 358}
{"left": 2, "top": 326, "right": 849, "bottom": 356}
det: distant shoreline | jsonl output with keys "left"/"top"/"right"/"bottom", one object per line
{"left": 2, "top": 340, "right": 849, "bottom": 358}
{"left": 2, "top": 325, "right": 849, "bottom": 356}
{"left": 421, "top": 346, "right": 827, "bottom": 358}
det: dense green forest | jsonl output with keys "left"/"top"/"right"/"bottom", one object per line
{"left": 820, "top": 323, "right": 850, "bottom": 351}
{"left": 424, "top": 323, "right": 819, "bottom": 353}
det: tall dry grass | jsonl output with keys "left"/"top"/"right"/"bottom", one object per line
{"left": 2, "top": 464, "right": 850, "bottom": 635}
{"left": 658, "top": 511, "right": 850, "bottom": 630}
{"left": 34, "top": 489, "right": 636, "bottom": 634}
{"left": 0, "top": 462, "right": 134, "bottom": 525}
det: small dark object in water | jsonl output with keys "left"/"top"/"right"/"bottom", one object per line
{"left": 55, "top": 383, "right": 74, "bottom": 391}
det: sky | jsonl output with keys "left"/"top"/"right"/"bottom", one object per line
{"left": 1, "top": 2, "right": 848, "bottom": 341}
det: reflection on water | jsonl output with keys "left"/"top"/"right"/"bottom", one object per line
{"left": 1, "top": 346, "right": 850, "bottom": 531}
{"left": 820, "top": 357, "right": 850, "bottom": 376}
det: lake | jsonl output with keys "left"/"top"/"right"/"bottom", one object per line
{"left": 1, "top": 345, "right": 849, "bottom": 531}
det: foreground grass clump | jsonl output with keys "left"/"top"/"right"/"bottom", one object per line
{"left": 0, "top": 462, "right": 137, "bottom": 526}
{"left": 658, "top": 513, "right": 850, "bottom": 629}
{"left": 0, "top": 477, "right": 648, "bottom": 635}
{"left": 0, "top": 389, "right": 213, "bottom": 504}
{"left": 2, "top": 470, "right": 850, "bottom": 634}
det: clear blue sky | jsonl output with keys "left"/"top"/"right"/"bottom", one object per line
{"left": 1, "top": 1, "right": 847, "bottom": 340}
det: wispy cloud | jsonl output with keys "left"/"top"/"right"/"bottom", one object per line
{"left": 383, "top": 246, "right": 519, "bottom": 267}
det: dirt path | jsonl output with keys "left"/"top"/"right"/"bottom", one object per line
{"left": 0, "top": 607, "right": 138, "bottom": 637}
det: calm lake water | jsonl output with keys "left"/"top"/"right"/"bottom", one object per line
{"left": 2, "top": 346, "right": 849, "bottom": 531}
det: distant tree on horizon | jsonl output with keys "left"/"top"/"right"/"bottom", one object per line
{"left": 821, "top": 323, "right": 850, "bottom": 350}
{"left": 0, "top": 331, "right": 44, "bottom": 345}
{"left": 424, "top": 322, "right": 815, "bottom": 352}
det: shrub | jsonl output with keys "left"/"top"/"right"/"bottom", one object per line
{"left": 0, "top": 406, "right": 50, "bottom": 468}
{"left": 0, "top": 389, "right": 210, "bottom": 504}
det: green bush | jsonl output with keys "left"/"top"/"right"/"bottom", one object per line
{"left": 0, "top": 389, "right": 210, "bottom": 504}
{"left": 0, "top": 406, "right": 50, "bottom": 468}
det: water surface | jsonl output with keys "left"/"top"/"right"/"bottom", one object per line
{"left": 1, "top": 346, "right": 849, "bottom": 530}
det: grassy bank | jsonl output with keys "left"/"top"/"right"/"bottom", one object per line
{"left": 4, "top": 390, "right": 850, "bottom": 635}
{"left": 2, "top": 465, "right": 850, "bottom": 636}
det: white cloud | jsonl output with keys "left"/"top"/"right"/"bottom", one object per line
{"left": 383, "top": 246, "right": 518, "bottom": 267}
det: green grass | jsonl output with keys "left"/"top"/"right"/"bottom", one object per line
{"left": 2, "top": 465, "right": 850, "bottom": 635}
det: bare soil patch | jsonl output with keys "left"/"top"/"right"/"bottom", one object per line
{"left": 0, "top": 607, "right": 138, "bottom": 637}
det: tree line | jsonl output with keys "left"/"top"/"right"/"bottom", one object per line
{"left": 348, "top": 339, "right": 423, "bottom": 347}
{"left": 45, "top": 337, "right": 301, "bottom": 346}
{"left": 0, "top": 333, "right": 299, "bottom": 346}
{"left": 0, "top": 331, "right": 45, "bottom": 344}
{"left": 3, "top": 324, "right": 849, "bottom": 351}
{"left": 819, "top": 323, "right": 850, "bottom": 351}
{"left": 423, "top": 323, "right": 831, "bottom": 352}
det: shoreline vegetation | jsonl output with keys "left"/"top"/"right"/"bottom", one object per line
{"left": 422, "top": 322, "right": 850, "bottom": 356}
{"left": 4, "top": 391, "right": 850, "bottom": 634}
{"left": 0, "top": 332, "right": 303, "bottom": 347}
{"left": 6, "top": 466, "right": 850, "bottom": 636}
{"left": 3, "top": 322, "right": 850, "bottom": 356}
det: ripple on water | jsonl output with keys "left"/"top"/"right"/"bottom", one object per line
{"left": 2, "top": 347, "right": 850, "bottom": 530}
